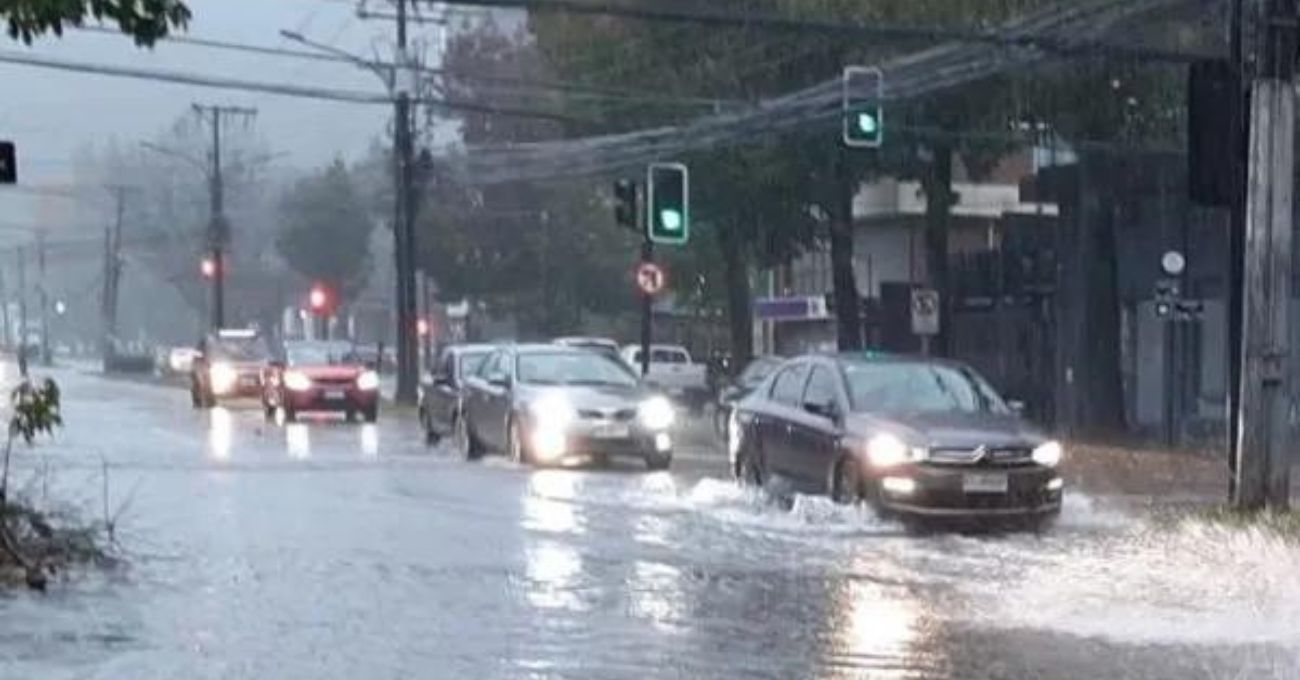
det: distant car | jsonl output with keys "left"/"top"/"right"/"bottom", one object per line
{"left": 619, "top": 344, "right": 710, "bottom": 412}
{"left": 553, "top": 336, "right": 623, "bottom": 364}
{"left": 713, "top": 355, "right": 785, "bottom": 438}
{"left": 191, "top": 329, "right": 272, "bottom": 408}
{"left": 458, "top": 344, "right": 675, "bottom": 470}
{"left": 730, "top": 353, "right": 1063, "bottom": 526}
{"left": 418, "top": 344, "right": 495, "bottom": 444}
{"left": 262, "top": 340, "right": 380, "bottom": 423}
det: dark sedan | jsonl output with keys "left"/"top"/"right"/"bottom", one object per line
{"left": 418, "top": 344, "right": 494, "bottom": 444}
{"left": 713, "top": 355, "right": 785, "bottom": 438}
{"left": 458, "top": 344, "right": 676, "bottom": 469}
{"left": 730, "top": 353, "right": 1063, "bottom": 524}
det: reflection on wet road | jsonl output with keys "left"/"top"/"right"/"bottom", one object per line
{"left": 0, "top": 368, "right": 1297, "bottom": 679}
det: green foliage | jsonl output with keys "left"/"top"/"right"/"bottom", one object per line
{"left": 276, "top": 160, "right": 375, "bottom": 300}
{"left": 10, "top": 378, "right": 61, "bottom": 445}
{"left": 2, "top": 0, "right": 190, "bottom": 45}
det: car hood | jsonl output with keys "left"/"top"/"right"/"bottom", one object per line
{"left": 845, "top": 411, "right": 1046, "bottom": 449}
{"left": 517, "top": 383, "right": 652, "bottom": 410}
{"left": 292, "top": 365, "right": 365, "bottom": 380}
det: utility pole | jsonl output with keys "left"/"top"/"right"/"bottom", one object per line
{"left": 0, "top": 265, "right": 9, "bottom": 352}
{"left": 16, "top": 247, "right": 27, "bottom": 377}
{"left": 1233, "top": 0, "right": 1297, "bottom": 510}
{"left": 37, "top": 231, "right": 49, "bottom": 366}
{"left": 392, "top": 0, "right": 420, "bottom": 404}
{"left": 192, "top": 103, "right": 257, "bottom": 332}
{"left": 101, "top": 186, "right": 128, "bottom": 372}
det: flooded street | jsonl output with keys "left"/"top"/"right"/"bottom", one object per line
{"left": 0, "top": 367, "right": 1296, "bottom": 679}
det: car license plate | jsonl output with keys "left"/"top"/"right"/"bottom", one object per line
{"left": 591, "top": 424, "right": 629, "bottom": 439}
{"left": 325, "top": 389, "right": 346, "bottom": 400}
{"left": 963, "top": 473, "right": 1008, "bottom": 494}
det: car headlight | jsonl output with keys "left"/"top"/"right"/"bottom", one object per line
{"left": 209, "top": 362, "right": 238, "bottom": 393}
{"left": 865, "top": 433, "right": 920, "bottom": 468}
{"left": 1032, "top": 440, "right": 1063, "bottom": 467}
{"left": 638, "top": 396, "right": 676, "bottom": 430}
{"left": 356, "top": 370, "right": 381, "bottom": 391}
{"left": 529, "top": 393, "right": 576, "bottom": 430}
{"left": 283, "top": 370, "right": 313, "bottom": 392}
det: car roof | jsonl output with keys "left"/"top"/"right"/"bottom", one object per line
{"left": 805, "top": 351, "right": 971, "bottom": 371}
{"left": 504, "top": 343, "right": 597, "bottom": 355}
{"left": 448, "top": 343, "right": 496, "bottom": 353}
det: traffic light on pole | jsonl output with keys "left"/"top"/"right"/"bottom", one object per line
{"left": 843, "top": 66, "right": 884, "bottom": 148}
{"left": 613, "top": 178, "right": 638, "bottom": 230}
{"left": 309, "top": 283, "right": 332, "bottom": 315}
{"left": 647, "top": 163, "right": 689, "bottom": 246}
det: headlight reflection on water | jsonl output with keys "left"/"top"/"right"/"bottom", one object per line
{"left": 207, "top": 407, "right": 232, "bottom": 461}
{"left": 524, "top": 471, "right": 584, "bottom": 535}
{"left": 822, "top": 559, "right": 930, "bottom": 680}
{"left": 286, "top": 424, "right": 310, "bottom": 460}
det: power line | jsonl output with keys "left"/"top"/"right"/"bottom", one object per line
{"left": 0, "top": 49, "right": 586, "bottom": 121}
{"left": 438, "top": 0, "right": 1215, "bottom": 63}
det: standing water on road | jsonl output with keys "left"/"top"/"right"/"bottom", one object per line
{"left": 0, "top": 370, "right": 1296, "bottom": 679}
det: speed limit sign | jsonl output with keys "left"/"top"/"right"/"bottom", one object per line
{"left": 636, "top": 262, "right": 666, "bottom": 296}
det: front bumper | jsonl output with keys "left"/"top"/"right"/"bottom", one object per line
{"left": 213, "top": 373, "right": 263, "bottom": 398}
{"left": 284, "top": 387, "right": 379, "bottom": 413}
{"left": 873, "top": 464, "right": 1063, "bottom": 519}
{"left": 527, "top": 418, "right": 672, "bottom": 463}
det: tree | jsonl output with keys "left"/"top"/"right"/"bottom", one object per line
{"left": 3, "top": 0, "right": 190, "bottom": 45}
{"left": 276, "top": 160, "right": 375, "bottom": 302}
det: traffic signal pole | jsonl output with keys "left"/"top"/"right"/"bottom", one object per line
{"left": 193, "top": 103, "right": 256, "bottom": 331}
{"left": 639, "top": 234, "right": 653, "bottom": 378}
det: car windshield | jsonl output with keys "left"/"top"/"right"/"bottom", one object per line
{"left": 210, "top": 337, "right": 269, "bottom": 362}
{"left": 517, "top": 352, "right": 637, "bottom": 386}
{"left": 286, "top": 344, "right": 349, "bottom": 366}
{"left": 739, "top": 358, "right": 783, "bottom": 387}
{"left": 843, "top": 361, "right": 1009, "bottom": 415}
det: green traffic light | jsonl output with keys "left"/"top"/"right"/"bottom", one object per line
{"left": 659, "top": 209, "right": 683, "bottom": 232}
{"left": 858, "top": 112, "right": 879, "bottom": 134}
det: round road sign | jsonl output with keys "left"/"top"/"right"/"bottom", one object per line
{"left": 635, "top": 262, "right": 666, "bottom": 296}
{"left": 1161, "top": 250, "right": 1186, "bottom": 276}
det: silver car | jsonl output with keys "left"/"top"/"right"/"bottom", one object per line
{"left": 458, "top": 344, "right": 676, "bottom": 470}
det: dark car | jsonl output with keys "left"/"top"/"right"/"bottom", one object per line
{"left": 262, "top": 341, "right": 380, "bottom": 423}
{"left": 458, "top": 344, "right": 676, "bottom": 470}
{"left": 191, "top": 329, "right": 272, "bottom": 408}
{"left": 713, "top": 355, "right": 785, "bottom": 438}
{"left": 418, "top": 344, "right": 495, "bottom": 444}
{"left": 730, "top": 353, "right": 1063, "bottom": 525}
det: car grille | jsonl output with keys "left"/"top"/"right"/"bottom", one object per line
{"left": 577, "top": 408, "right": 636, "bottom": 422}
{"left": 927, "top": 446, "right": 1033, "bottom": 467}
{"left": 314, "top": 377, "right": 355, "bottom": 388}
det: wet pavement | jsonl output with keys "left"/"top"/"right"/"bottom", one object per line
{"left": 0, "top": 365, "right": 1297, "bottom": 679}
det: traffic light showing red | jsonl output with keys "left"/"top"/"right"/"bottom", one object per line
{"left": 200, "top": 257, "right": 217, "bottom": 279}
{"left": 309, "top": 283, "right": 333, "bottom": 315}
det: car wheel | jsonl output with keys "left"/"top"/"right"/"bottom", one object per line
{"left": 455, "top": 414, "right": 482, "bottom": 461}
{"left": 831, "top": 458, "right": 867, "bottom": 505}
{"left": 363, "top": 405, "right": 378, "bottom": 423}
{"left": 508, "top": 419, "right": 532, "bottom": 466}
{"left": 737, "top": 446, "right": 764, "bottom": 488}
{"left": 191, "top": 387, "right": 202, "bottom": 409}
{"left": 283, "top": 406, "right": 298, "bottom": 423}
{"left": 263, "top": 403, "right": 275, "bottom": 422}
{"left": 345, "top": 409, "right": 357, "bottom": 423}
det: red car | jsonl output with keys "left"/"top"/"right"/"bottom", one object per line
{"left": 263, "top": 341, "right": 380, "bottom": 423}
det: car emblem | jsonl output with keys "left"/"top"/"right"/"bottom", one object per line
{"left": 971, "top": 445, "right": 989, "bottom": 462}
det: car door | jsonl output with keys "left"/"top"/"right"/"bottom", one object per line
{"left": 462, "top": 349, "right": 502, "bottom": 444}
{"left": 477, "top": 349, "right": 515, "bottom": 450}
{"left": 761, "top": 362, "right": 811, "bottom": 482}
{"left": 428, "top": 350, "right": 460, "bottom": 435}
{"left": 786, "top": 363, "right": 849, "bottom": 492}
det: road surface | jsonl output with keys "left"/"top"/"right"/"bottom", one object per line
{"left": 0, "top": 364, "right": 1295, "bottom": 679}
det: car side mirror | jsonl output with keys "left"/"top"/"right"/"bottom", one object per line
{"left": 1008, "top": 399, "right": 1026, "bottom": 415}
{"left": 487, "top": 372, "right": 510, "bottom": 388}
{"left": 804, "top": 400, "right": 841, "bottom": 423}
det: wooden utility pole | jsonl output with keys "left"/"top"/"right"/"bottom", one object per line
{"left": 392, "top": 0, "right": 420, "bottom": 404}
{"left": 1233, "top": 0, "right": 1297, "bottom": 510}
{"left": 192, "top": 103, "right": 257, "bottom": 331}
{"left": 101, "top": 186, "right": 128, "bottom": 371}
